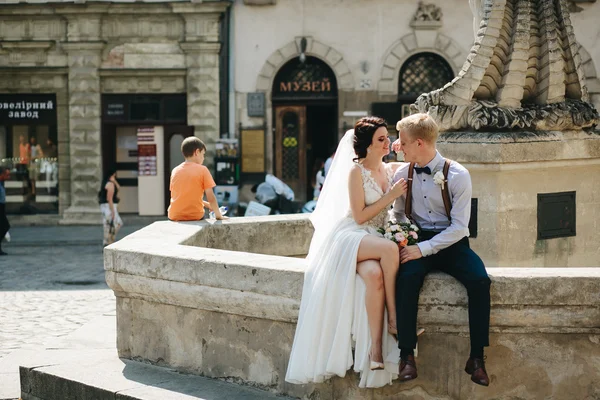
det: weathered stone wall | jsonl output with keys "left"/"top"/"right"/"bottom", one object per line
{"left": 0, "top": 2, "right": 229, "bottom": 221}
{"left": 105, "top": 217, "right": 600, "bottom": 399}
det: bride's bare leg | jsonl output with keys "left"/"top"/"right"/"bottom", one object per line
{"left": 356, "top": 259, "right": 384, "bottom": 363}
{"left": 358, "top": 236, "right": 400, "bottom": 331}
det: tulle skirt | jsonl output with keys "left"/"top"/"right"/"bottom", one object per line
{"left": 285, "top": 217, "right": 399, "bottom": 388}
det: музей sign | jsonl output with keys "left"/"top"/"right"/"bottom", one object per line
{"left": 0, "top": 94, "right": 57, "bottom": 125}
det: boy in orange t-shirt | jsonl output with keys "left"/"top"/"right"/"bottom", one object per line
{"left": 168, "top": 137, "right": 226, "bottom": 221}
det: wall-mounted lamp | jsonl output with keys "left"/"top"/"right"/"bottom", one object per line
{"left": 360, "top": 61, "right": 369, "bottom": 74}
{"left": 299, "top": 37, "right": 307, "bottom": 63}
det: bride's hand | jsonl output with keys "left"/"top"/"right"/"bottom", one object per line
{"left": 391, "top": 139, "right": 402, "bottom": 153}
{"left": 390, "top": 178, "right": 407, "bottom": 198}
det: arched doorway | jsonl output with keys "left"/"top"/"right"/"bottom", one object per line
{"left": 398, "top": 52, "right": 454, "bottom": 117}
{"left": 272, "top": 56, "right": 338, "bottom": 202}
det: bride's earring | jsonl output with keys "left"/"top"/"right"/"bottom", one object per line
{"left": 367, "top": 148, "right": 371, "bottom": 154}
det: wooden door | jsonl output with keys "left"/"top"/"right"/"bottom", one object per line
{"left": 275, "top": 105, "right": 306, "bottom": 202}
{"left": 163, "top": 125, "right": 194, "bottom": 213}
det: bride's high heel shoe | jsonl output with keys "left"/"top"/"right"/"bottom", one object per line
{"left": 369, "top": 348, "right": 385, "bottom": 371}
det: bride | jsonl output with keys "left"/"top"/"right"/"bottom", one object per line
{"left": 286, "top": 117, "right": 407, "bottom": 388}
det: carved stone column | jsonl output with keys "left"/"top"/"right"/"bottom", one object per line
{"left": 62, "top": 41, "right": 104, "bottom": 222}
{"left": 181, "top": 41, "right": 221, "bottom": 168}
{"left": 177, "top": 7, "right": 224, "bottom": 168}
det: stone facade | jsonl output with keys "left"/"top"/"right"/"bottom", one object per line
{"left": 0, "top": 1, "right": 229, "bottom": 221}
{"left": 232, "top": 0, "right": 600, "bottom": 178}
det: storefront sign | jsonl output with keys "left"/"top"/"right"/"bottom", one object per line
{"left": 102, "top": 94, "right": 187, "bottom": 123}
{"left": 138, "top": 144, "right": 157, "bottom": 176}
{"left": 0, "top": 94, "right": 57, "bottom": 124}
{"left": 272, "top": 56, "right": 337, "bottom": 100}
{"left": 107, "top": 102, "right": 125, "bottom": 117}
{"left": 240, "top": 129, "right": 265, "bottom": 173}
{"left": 278, "top": 79, "right": 332, "bottom": 93}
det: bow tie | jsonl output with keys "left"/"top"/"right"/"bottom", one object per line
{"left": 414, "top": 166, "right": 431, "bottom": 175}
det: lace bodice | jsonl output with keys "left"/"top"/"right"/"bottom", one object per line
{"left": 349, "top": 163, "right": 393, "bottom": 229}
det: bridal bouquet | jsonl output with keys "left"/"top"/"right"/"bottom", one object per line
{"left": 377, "top": 220, "right": 419, "bottom": 247}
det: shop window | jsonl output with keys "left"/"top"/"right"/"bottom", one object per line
{"left": 130, "top": 100, "right": 160, "bottom": 121}
{"left": 1, "top": 124, "right": 59, "bottom": 214}
{"left": 164, "top": 96, "right": 187, "bottom": 121}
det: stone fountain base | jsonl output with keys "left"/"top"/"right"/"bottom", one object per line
{"left": 103, "top": 216, "right": 600, "bottom": 399}
{"left": 438, "top": 129, "right": 600, "bottom": 267}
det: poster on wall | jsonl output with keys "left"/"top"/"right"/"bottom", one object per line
{"left": 240, "top": 129, "right": 265, "bottom": 174}
{"left": 138, "top": 144, "right": 157, "bottom": 176}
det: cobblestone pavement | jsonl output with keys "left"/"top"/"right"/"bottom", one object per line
{"left": 0, "top": 223, "right": 150, "bottom": 359}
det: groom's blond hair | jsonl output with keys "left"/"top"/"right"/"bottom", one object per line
{"left": 396, "top": 113, "right": 438, "bottom": 144}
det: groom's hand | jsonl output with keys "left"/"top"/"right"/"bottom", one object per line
{"left": 400, "top": 245, "right": 422, "bottom": 264}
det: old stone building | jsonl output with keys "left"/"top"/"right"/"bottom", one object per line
{"left": 2, "top": 0, "right": 599, "bottom": 218}
{"left": 232, "top": 0, "right": 600, "bottom": 202}
{"left": 0, "top": 0, "right": 230, "bottom": 221}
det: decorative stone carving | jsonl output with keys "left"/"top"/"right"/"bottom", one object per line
{"left": 102, "top": 17, "right": 182, "bottom": 40}
{"left": 413, "top": 0, "right": 600, "bottom": 131}
{"left": 101, "top": 75, "right": 186, "bottom": 94}
{"left": 567, "top": 0, "right": 596, "bottom": 13}
{"left": 0, "top": 41, "right": 54, "bottom": 67}
{"left": 410, "top": 2, "right": 443, "bottom": 30}
{"left": 181, "top": 42, "right": 221, "bottom": 159}
{"left": 63, "top": 42, "right": 104, "bottom": 209}
{"left": 413, "top": 2, "right": 443, "bottom": 21}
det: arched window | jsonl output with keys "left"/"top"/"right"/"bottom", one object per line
{"left": 399, "top": 52, "right": 454, "bottom": 95}
{"left": 272, "top": 56, "right": 338, "bottom": 101}
{"left": 398, "top": 52, "right": 454, "bottom": 110}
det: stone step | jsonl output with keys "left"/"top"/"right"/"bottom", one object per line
{"left": 19, "top": 349, "right": 293, "bottom": 400}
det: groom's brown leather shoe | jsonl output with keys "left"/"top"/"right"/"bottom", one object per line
{"left": 465, "top": 357, "right": 490, "bottom": 386}
{"left": 398, "top": 355, "right": 417, "bottom": 381}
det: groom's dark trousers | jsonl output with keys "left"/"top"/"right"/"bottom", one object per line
{"left": 395, "top": 231, "right": 491, "bottom": 352}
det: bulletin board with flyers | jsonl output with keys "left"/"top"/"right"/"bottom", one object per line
{"left": 240, "top": 127, "right": 266, "bottom": 182}
{"left": 137, "top": 144, "right": 157, "bottom": 176}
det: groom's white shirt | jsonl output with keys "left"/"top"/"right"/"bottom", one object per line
{"left": 391, "top": 150, "right": 472, "bottom": 257}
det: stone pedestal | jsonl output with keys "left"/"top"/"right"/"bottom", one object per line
{"left": 438, "top": 130, "right": 600, "bottom": 267}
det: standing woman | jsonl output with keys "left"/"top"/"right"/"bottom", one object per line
{"left": 98, "top": 168, "right": 123, "bottom": 246}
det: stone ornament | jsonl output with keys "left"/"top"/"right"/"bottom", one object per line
{"left": 410, "top": 2, "right": 443, "bottom": 30}
{"left": 412, "top": 0, "right": 600, "bottom": 131}
{"left": 413, "top": 2, "right": 443, "bottom": 21}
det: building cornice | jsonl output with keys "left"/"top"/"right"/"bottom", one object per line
{"left": 0, "top": 41, "right": 55, "bottom": 51}
{"left": 0, "top": 1, "right": 231, "bottom": 16}
{"left": 99, "top": 68, "right": 187, "bottom": 78}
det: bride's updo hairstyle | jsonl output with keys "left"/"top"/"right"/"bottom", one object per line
{"left": 353, "top": 116, "right": 387, "bottom": 162}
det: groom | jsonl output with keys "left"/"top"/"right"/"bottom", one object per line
{"left": 390, "top": 113, "right": 491, "bottom": 386}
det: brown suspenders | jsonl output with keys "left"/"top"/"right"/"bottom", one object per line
{"left": 405, "top": 159, "right": 452, "bottom": 222}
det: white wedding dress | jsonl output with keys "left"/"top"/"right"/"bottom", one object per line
{"left": 286, "top": 130, "right": 400, "bottom": 388}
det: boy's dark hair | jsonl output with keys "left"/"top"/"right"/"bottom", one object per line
{"left": 181, "top": 137, "right": 206, "bottom": 158}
